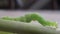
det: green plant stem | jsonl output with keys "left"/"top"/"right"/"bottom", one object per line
{"left": 0, "top": 19, "right": 56, "bottom": 34}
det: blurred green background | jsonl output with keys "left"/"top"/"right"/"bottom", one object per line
{"left": 0, "top": 31, "right": 14, "bottom": 34}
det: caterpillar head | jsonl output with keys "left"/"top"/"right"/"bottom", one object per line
{"left": 46, "top": 21, "right": 58, "bottom": 28}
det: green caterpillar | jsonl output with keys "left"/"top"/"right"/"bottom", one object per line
{"left": 1, "top": 14, "right": 57, "bottom": 28}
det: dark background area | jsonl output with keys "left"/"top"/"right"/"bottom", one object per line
{"left": 0, "top": 0, "right": 60, "bottom": 10}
